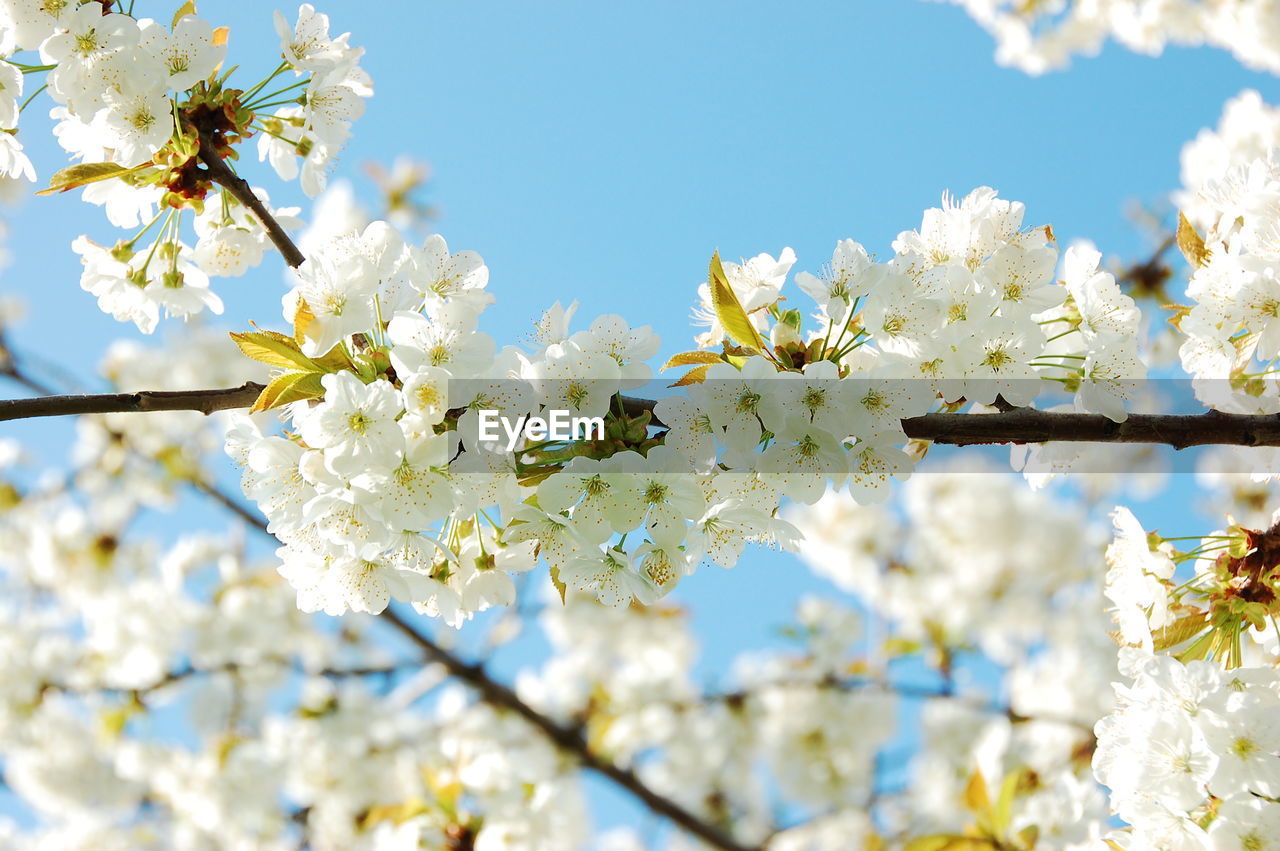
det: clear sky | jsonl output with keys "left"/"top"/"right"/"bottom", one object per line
{"left": 1, "top": 0, "right": 1278, "bottom": 840}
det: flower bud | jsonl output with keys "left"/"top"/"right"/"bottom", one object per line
{"left": 770, "top": 320, "right": 802, "bottom": 350}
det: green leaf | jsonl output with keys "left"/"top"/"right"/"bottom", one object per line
{"left": 660, "top": 350, "right": 722, "bottom": 371}
{"left": 172, "top": 0, "right": 197, "bottom": 28}
{"left": 777, "top": 307, "right": 803, "bottom": 330}
{"left": 249, "top": 371, "right": 326, "bottom": 413}
{"left": 36, "top": 161, "right": 153, "bottom": 196}
{"left": 97, "top": 706, "right": 134, "bottom": 739}
{"left": 708, "top": 250, "right": 765, "bottom": 352}
{"left": 230, "top": 330, "right": 321, "bottom": 372}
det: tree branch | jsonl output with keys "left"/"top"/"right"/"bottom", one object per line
{"left": 901, "top": 407, "right": 1280, "bottom": 450}
{"left": 0, "top": 382, "right": 264, "bottom": 421}
{"left": 378, "top": 609, "right": 760, "bottom": 851}
{"left": 197, "top": 137, "right": 306, "bottom": 268}
{"left": 6, "top": 382, "right": 1280, "bottom": 450}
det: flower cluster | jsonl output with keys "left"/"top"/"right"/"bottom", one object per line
{"left": 1095, "top": 500, "right": 1280, "bottom": 846}
{"left": 1107, "top": 507, "right": 1280, "bottom": 663}
{"left": 1176, "top": 150, "right": 1280, "bottom": 415}
{"left": 1179, "top": 90, "right": 1280, "bottom": 234}
{"left": 0, "top": 3, "right": 371, "bottom": 332}
{"left": 1094, "top": 649, "right": 1280, "bottom": 847}
{"left": 941, "top": 0, "right": 1280, "bottom": 75}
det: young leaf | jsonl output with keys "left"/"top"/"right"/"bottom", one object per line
{"left": 708, "top": 250, "right": 765, "bottom": 351}
{"left": 994, "top": 769, "right": 1025, "bottom": 834}
{"left": 249, "top": 371, "right": 326, "bottom": 413}
{"left": 172, "top": 0, "right": 197, "bottom": 28}
{"left": 311, "top": 342, "right": 355, "bottom": 372}
{"left": 293, "top": 298, "right": 317, "bottom": 347}
{"left": 230, "top": 330, "right": 321, "bottom": 372}
{"left": 36, "top": 162, "right": 152, "bottom": 196}
{"left": 1152, "top": 611, "right": 1210, "bottom": 651}
{"left": 549, "top": 565, "right": 567, "bottom": 605}
{"left": 660, "top": 350, "right": 722, "bottom": 371}
{"left": 963, "top": 768, "right": 993, "bottom": 822}
{"left": 1176, "top": 211, "right": 1211, "bottom": 269}
{"left": 669, "top": 364, "right": 711, "bottom": 387}
{"left": 903, "top": 838, "right": 996, "bottom": 851}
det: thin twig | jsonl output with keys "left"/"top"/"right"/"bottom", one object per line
{"left": 0, "top": 382, "right": 264, "bottom": 421}
{"left": 186, "top": 475, "right": 268, "bottom": 527}
{"left": 197, "top": 137, "right": 306, "bottom": 268}
{"left": 378, "top": 608, "right": 760, "bottom": 851}
{"left": 677, "top": 674, "right": 1096, "bottom": 735}
{"left": 42, "top": 660, "right": 411, "bottom": 701}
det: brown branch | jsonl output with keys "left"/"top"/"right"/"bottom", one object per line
{"left": 378, "top": 609, "right": 759, "bottom": 851}
{"left": 0, "top": 382, "right": 264, "bottom": 422}
{"left": 190, "top": 459, "right": 758, "bottom": 850}
{"left": 5, "top": 384, "right": 1280, "bottom": 449}
{"left": 197, "top": 137, "right": 306, "bottom": 268}
{"left": 901, "top": 407, "right": 1280, "bottom": 449}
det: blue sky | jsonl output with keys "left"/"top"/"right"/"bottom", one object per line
{"left": 2, "top": 0, "right": 1279, "bottom": 840}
